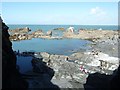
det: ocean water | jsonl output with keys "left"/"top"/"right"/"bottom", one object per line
{"left": 8, "top": 25, "right": 118, "bottom": 32}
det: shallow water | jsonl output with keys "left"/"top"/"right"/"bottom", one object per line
{"left": 12, "top": 38, "right": 91, "bottom": 55}
{"left": 16, "top": 56, "right": 33, "bottom": 73}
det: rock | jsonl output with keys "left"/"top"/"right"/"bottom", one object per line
{"left": 34, "top": 52, "right": 50, "bottom": 65}
{"left": 27, "top": 34, "right": 33, "bottom": 40}
{"left": 32, "top": 30, "right": 44, "bottom": 36}
{"left": 87, "top": 59, "right": 101, "bottom": 67}
{"left": 67, "top": 27, "right": 75, "bottom": 33}
{"left": 46, "top": 30, "right": 52, "bottom": 36}
{"left": 72, "top": 73, "right": 88, "bottom": 84}
{"left": 9, "top": 27, "right": 31, "bottom": 35}
{"left": 2, "top": 18, "right": 28, "bottom": 89}
{"left": 31, "top": 57, "right": 55, "bottom": 79}
{"left": 34, "top": 52, "right": 43, "bottom": 59}
{"left": 9, "top": 33, "right": 32, "bottom": 41}
{"left": 51, "top": 79, "right": 73, "bottom": 88}
{"left": 108, "top": 64, "right": 119, "bottom": 71}
{"left": 110, "top": 66, "right": 120, "bottom": 89}
{"left": 63, "top": 29, "right": 118, "bottom": 40}
{"left": 30, "top": 50, "right": 120, "bottom": 88}
{"left": 9, "top": 34, "right": 19, "bottom": 41}
{"left": 84, "top": 72, "right": 111, "bottom": 89}
{"left": 69, "top": 52, "right": 84, "bottom": 60}
{"left": 50, "top": 54, "right": 68, "bottom": 62}
{"left": 31, "top": 58, "right": 47, "bottom": 73}
{"left": 50, "top": 54, "right": 59, "bottom": 60}
{"left": 40, "top": 52, "right": 50, "bottom": 59}
{"left": 53, "top": 27, "right": 65, "bottom": 30}
{"left": 18, "top": 34, "right": 27, "bottom": 40}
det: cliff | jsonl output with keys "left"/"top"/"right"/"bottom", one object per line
{"left": 2, "top": 19, "right": 28, "bottom": 89}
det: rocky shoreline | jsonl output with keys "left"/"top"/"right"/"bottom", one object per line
{"left": 15, "top": 36, "right": 119, "bottom": 88}
{"left": 11, "top": 26, "right": 119, "bottom": 88}
{"left": 9, "top": 27, "right": 119, "bottom": 42}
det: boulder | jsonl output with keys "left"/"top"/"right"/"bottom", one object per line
{"left": 46, "top": 30, "right": 52, "bottom": 36}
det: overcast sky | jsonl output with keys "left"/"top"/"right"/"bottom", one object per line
{"left": 1, "top": 1, "right": 118, "bottom": 25}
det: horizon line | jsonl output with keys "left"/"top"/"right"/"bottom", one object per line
{"left": 7, "top": 24, "right": 118, "bottom": 26}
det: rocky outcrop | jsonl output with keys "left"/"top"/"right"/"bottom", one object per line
{"left": 9, "top": 27, "right": 31, "bottom": 35}
{"left": 9, "top": 33, "right": 30, "bottom": 41}
{"left": 53, "top": 27, "right": 65, "bottom": 30}
{"left": 63, "top": 29, "right": 118, "bottom": 42}
{"left": 31, "top": 50, "right": 119, "bottom": 87}
{"left": 84, "top": 65, "right": 120, "bottom": 89}
{"left": 2, "top": 19, "right": 28, "bottom": 89}
{"left": 46, "top": 30, "right": 52, "bottom": 36}
{"left": 9, "top": 26, "right": 118, "bottom": 42}
{"left": 31, "top": 53, "right": 87, "bottom": 88}
{"left": 32, "top": 29, "right": 44, "bottom": 38}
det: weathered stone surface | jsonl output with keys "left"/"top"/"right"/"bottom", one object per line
{"left": 32, "top": 49, "right": 119, "bottom": 85}
{"left": 32, "top": 52, "right": 88, "bottom": 84}
{"left": 69, "top": 52, "right": 84, "bottom": 60}
{"left": 40, "top": 52, "right": 50, "bottom": 59}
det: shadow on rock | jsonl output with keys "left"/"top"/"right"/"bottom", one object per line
{"left": 84, "top": 66, "right": 120, "bottom": 90}
{"left": 2, "top": 18, "right": 28, "bottom": 89}
{"left": 29, "top": 57, "right": 60, "bottom": 89}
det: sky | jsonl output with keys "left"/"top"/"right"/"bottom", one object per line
{"left": 1, "top": 0, "right": 120, "bottom": 2}
{"left": 1, "top": 2, "right": 118, "bottom": 25}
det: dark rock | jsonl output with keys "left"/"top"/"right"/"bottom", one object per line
{"left": 31, "top": 57, "right": 54, "bottom": 79}
{"left": 2, "top": 18, "right": 28, "bottom": 89}
{"left": 84, "top": 72, "right": 111, "bottom": 89}
{"left": 84, "top": 66, "right": 120, "bottom": 90}
{"left": 110, "top": 66, "right": 120, "bottom": 89}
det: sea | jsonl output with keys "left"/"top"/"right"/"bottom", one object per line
{"left": 8, "top": 25, "right": 118, "bottom": 73}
